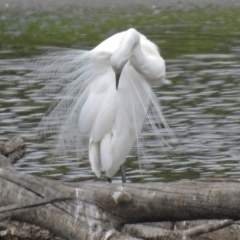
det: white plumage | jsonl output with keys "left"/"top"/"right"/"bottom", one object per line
{"left": 29, "top": 28, "right": 171, "bottom": 180}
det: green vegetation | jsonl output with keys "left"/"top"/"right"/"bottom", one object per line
{"left": 0, "top": 6, "right": 240, "bottom": 58}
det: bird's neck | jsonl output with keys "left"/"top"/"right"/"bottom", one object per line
{"left": 110, "top": 29, "right": 141, "bottom": 72}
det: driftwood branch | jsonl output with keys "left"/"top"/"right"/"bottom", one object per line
{"left": 0, "top": 136, "right": 26, "bottom": 164}
{"left": 1, "top": 136, "right": 240, "bottom": 239}
{"left": 123, "top": 219, "right": 234, "bottom": 239}
{"left": 0, "top": 220, "right": 63, "bottom": 240}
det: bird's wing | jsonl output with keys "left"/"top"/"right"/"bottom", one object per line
{"left": 26, "top": 48, "right": 112, "bottom": 157}
{"left": 25, "top": 31, "right": 127, "bottom": 163}
{"left": 101, "top": 64, "right": 150, "bottom": 177}
{"left": 78, "top": 63, "right": 116, "bottom": 135}
{"left": 78, "top": 66, "right": 117, "bottom": 175}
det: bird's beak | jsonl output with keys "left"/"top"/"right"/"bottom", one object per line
{"left": 116, "top": 72, "right": 121, "bottom": 90}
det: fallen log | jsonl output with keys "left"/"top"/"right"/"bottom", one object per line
{"left": 1, "top": 136, "right": 240, "bottom": 239}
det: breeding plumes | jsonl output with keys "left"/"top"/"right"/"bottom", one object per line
{"left": 28, "top": 28, "right": 172, "bottom": 182}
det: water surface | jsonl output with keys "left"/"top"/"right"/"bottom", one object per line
{"left": 0, "top": 6, "right": 240, "bottom": 182}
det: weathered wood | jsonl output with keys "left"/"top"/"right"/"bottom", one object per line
{"left": 1, "top": 136, "right": 240, "bottom": 239}
{"left": 123, "top": 220, "right": 234, "bottom": 239}
{"left": 0, "top": 220, "right": 63, "bottom": 240}
{"left": 0, "top": 136, "right": 26, "bottom": 164}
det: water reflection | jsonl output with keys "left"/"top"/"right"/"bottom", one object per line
{"left": 1, "top": 12, "right": 240, "bottom": 182}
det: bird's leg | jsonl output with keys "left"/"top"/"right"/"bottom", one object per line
{"left": 120, "top": 164, "right": 126, "bottom": 183}
{"left": 107, "top": 178, "right": 112, "bottom": 183}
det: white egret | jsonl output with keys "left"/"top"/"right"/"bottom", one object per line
{"left": 31, "top": 28, "right": 171, "bottom": 182}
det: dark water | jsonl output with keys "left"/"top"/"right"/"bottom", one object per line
{"left": 0, "top": 7, "right": 240, "bottom": 182}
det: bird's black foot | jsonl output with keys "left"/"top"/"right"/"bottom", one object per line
{"left": 120, "top": 164, "right": 126, "bottom": 183}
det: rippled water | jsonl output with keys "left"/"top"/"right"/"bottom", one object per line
{"left": 1, "top": 7, "right": 240, "bottom": 182}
